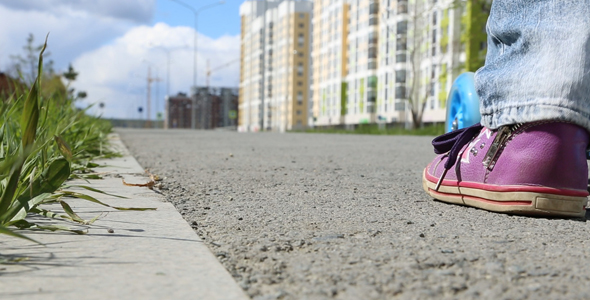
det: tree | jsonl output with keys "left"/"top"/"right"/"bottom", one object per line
{"left": 9, "top": 33, "right": 54, "bottom": 84}
{"left": 461, "top": 0, "right": 493, "bottom": 72}
{"left": 63, "top": 64, "right": 79, "bottom": 83}
{"left": 396, "top": 0, "right": 462, "bottom": 129}
{"left": 385, "top": 0, "right": 491, "bottom": 129}
{"left": 62, "top": 63, "right": 87, "bottom": 100}
{"left": 76, "top": 91, "right": 87, "bottom": 100}
{"left": 8, "top": 34, "right": 88, "bottom": 101}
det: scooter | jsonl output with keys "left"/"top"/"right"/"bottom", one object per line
{"left": 445, "top": 72, "right": 590, "bottom": 162}
{"left": 445, "top": 72, "right": 480, "bottom": 133}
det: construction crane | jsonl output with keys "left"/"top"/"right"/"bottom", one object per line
{"left": 206, "top": 58, "right": 240, "bottom": 88}
{"left": 198, "top": 58, "right": 240, "bottom": 129}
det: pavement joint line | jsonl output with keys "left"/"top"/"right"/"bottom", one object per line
{"left": 0, "top": 133, "right": 249, "bottom": 300}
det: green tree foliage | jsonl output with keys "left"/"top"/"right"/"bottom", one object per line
{"left": 461, "top": 0, "right": 493, "bottom": 72}
{"left": 8, "top": 34, "right": 88, "bottom": 101}
{"left": 9, "top": 33, "right": 54, "bottom": 84}
{"left": 63, "top": 64, "right": 79, "bottom": 82}
{"left": 62, "top": 63, "right": 87, "bottom": 100}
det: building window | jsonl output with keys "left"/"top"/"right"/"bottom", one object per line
{"left": 297, "top": 92, "right": 303, "bottom": 105}
{"left": 367, "top": 91, "right": 376, "bottom": 103}
{"left": 299, "top": 13, "right": 304, "bottom": 19}
{"left": 398, "top": 0, "right": 408, "bottom": 13}
{"left": 395, "top": 86, "right": 406, "bottom": 99}
{"left": 396, "top": 21, "right": 408, "bottom": 35}
{"left": 396, "top": 70, "right": 406, "bottom": 83}
{"left": 298, "top": 34, "right": 304, "bottom": 47}
{"left": 297, "top": 110, "right": 302, "bottom": 115}
{"left": 368, "top": 31, "right": 378, "bottom": 44}
{"left": 299, "top": 23, "right": 304, "bottom": 28}
{"left": 395, "top": 101, "right": 405, "bottom": 111}
{"left": 396, "top": 37, "right": 407, "bottom": 51}
{"left": 298, "top": 81, "right": 302, "bottom": 86}
{"left": 297, "top": 63, "right": 304, "bottom": 76}
{"left": 368, "top": 47, "right": 377, "bottom": 59}
{"left": 369, "top": 2, "right": 379, "bottom": 14}
{"left": 396, "top": 53, "right": 406, "bottom": 63}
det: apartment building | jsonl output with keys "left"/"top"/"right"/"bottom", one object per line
{"left": 239, "top": 0, "right": 312, "bottom": 132}
{"left": 240, "top": 0, "right": 466, "bottom": 131}
{"left": 371, "top": 0, "right": 464, "bottom": 127}
{"left": 311, "top": 0, "right": 349, "bottom": 127}
{"left": 310, "top": 0, "right": 464, "bottom": 129}
{"left": 343, "top": 0, "right": 381, "bottom": 125}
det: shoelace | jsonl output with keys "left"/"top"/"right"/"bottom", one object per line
{"left": 431, "top": 123, "right": 483, "bottom": 190}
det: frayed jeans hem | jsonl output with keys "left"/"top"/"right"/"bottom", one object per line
{"left": 481, "top": 104, "right": 590, "bottom": 134}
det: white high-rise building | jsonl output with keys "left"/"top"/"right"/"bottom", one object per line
{"left": 310, "top": 0, "right": 464, "bottom": 129}
{"left": 311, "top": 0, "right": 349, "bottom": 127}
{"left": 241, "top": 0, "right": 465, "bottom": 131}
{"left": 239, "top": 0, "right": 313, "bottom": 132}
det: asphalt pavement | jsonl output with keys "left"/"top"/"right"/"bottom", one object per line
{"left": 118, "top": 128, "right": 590, "bottom": 300}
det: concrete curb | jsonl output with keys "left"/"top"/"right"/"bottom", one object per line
{"left": 0, "top": 134, "right": 249, "bottom": 300}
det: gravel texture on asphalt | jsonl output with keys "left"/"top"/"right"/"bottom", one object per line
{"left": 118, "top": 129, "right": 590, "bottom": 300}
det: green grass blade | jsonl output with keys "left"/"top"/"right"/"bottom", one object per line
{"left": 54, "top": 135, "right": 73, "bottom": 161}
{"left": 58, "top": 200, "right": 85, "bottom": 224}
{"left": 33, "top": 224, "right": 87, "bottom": 235}
{"left": 63, "top": 185, "right": 128, "bottom": 199}
{"left": 18, "top": 158, "right": 70, "bottom": 199}
{"left": 58, "top": 191, "right": 156, "bottom": 211}
{"left": 0, "top": 165, "right": 23, "bottom": 224}
{"left": 0, "top": 225, "right": 42, "bottom": 245}
{"left": 4, "top": 193, "right": 52, "bottom": 225}
{"left": 20, "top": 83, "right": 39, "bottom": 149}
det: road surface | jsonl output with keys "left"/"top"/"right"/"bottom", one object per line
{"left": 118, "top": 128, "right": 590, "bottom": 300}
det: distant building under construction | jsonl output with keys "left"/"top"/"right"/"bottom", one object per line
{"left": 165, "top": 87, "right": 238, "bottom": 130}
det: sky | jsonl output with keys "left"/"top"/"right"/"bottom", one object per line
{"left": 0, "top": 0, "right": 243, "bottom": 119}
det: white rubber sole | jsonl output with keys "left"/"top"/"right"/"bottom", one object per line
{"left": 422, "top": 170, "right": 587, "bottom": 218}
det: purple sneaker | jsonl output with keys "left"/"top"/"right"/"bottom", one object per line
{"left": 423, "top": 121, "right": 589, "bottom": 217}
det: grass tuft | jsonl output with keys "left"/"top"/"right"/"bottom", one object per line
{"left": 0, "top": 36, "right": 128, "bottom": 243}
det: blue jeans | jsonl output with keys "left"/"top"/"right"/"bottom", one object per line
{"left": 475, "top": 0, "right": 590, "bottom": 132}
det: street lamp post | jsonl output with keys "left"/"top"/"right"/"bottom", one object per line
{"left": 142, "top": 60, "right": 162, "bottom": 128}
{"left": 170, "top": 0, "right": 225, "bottom": 129}
{"left": 150, "top": 44, "right": 189, "bottom": 113}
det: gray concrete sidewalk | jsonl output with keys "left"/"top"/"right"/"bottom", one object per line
{"left": 0, "top": 134, "right": 248, "bottom": 300}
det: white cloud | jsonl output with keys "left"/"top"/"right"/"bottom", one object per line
{"left": 0, "top": 0, "right": 154, "bottom": 23}
{"left": 0, "top": 2, "right": 239, "bottom": 119}
{"left": 0, "top": 3, "right": 144, "bottom": 72}
{"left": 73, "top": 22, "right": 240, "bottom": 119}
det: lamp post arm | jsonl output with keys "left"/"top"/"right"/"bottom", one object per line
{"left": 169, "top": 0, "right": 196, "bottom": 14}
